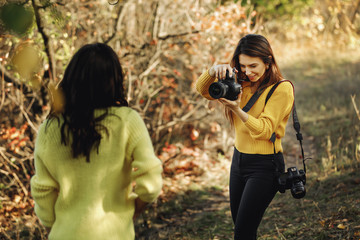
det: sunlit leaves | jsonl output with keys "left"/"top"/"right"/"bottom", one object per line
{"left": 0, "top": 3, "right": 34, "bottom": 35}
{"left": 40, "top": 0, "right": 66, "bottom": 28}
{"left": 10, "top": 42, "right": 42, "bottom": 88}
{"left": 48, "top": 82, "right": 65, "bottom": 114}
{"left": 0, "top": 123, "right": 30, "bottom": 154}
{"left": 238, "top": 0, "right": 313, "bottom": 20}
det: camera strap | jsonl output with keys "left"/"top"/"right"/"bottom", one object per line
{"left": 242, "top": 90, "right": 265, "bottom": 112}
{"left": 242, "top": 80, "right": 306, "bottom": 173}
{"left": 266, "top": 80, "right": 306, "bottom": 173}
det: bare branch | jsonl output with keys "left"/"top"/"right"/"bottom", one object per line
{"left": 351, "top": 95, "right": 360, "bottom": 121}
{"left": 20, "top": 105, "right": 39, "bottom": 133}
{"left": 0, "top": 67, "right": 5, "bottom": 111}
{"left": 0, "top": 63, "right": 23, "bottom": 90}
{"left": 0, "top": 148, "right": 20, "bottom": 171}
{"left": 103, "top": 1, "right": 126, "bottom": 44}
{"left": 157, "top": 30, "right": 200, "bottom": 41}
{"left": 31, "top": 0, "right": 55, "bottom": 82}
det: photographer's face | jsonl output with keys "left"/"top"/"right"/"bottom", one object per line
{"left": 239, "top": 54, "right": 267, "bottom": 83}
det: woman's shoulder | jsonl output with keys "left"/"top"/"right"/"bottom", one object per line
{"left": 40, "top": 116, "right": 62, "bottom": 132}
{"left": 35, "top": 117, "right": 63, "bottom": 144}
{"left": 107, "top": 106, "right": 143, "bottom": 123}
{"left": 269, "top": 80, "right": 294, "bottom": 94}
{"left": 269, "top": 80, "right": 294, "bottom": 103}
{"left": 109, "top": 106, "right": 137, "bottom": 115}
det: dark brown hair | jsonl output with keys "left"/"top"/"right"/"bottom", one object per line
{"left": 48, "top": 43, "right": 128, "bottom": 162}
{"left": 227, "top": 34, "right": 284, "bottom": 125}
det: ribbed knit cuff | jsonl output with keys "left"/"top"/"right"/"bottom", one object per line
{"left": 195, "top": 70, "right": 217, "bottom": 100}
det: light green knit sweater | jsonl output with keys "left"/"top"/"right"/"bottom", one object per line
{"left": 31, "top": 107, "right": 163, "bottom": 240}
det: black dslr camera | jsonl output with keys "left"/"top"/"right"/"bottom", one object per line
{"left": 209, "top": 69, "right": 241, "bottom": 101}
{"left": 278, "top": 167, "right": 306, "bottom": 199}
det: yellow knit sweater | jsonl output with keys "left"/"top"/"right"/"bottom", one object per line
{"left": 196, "top": 70, "right": 294, "bottom": 154}
{"left": 31, "top": 107, "right": 163, "bottom": 240}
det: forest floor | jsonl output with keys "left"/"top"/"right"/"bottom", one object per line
{"left": 134, "top": 45, "right": 360, "bottom": 240}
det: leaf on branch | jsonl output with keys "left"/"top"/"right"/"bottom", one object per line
{"left": 0, "top": 3, "right": 34, "bottom": 35}
{"left": 10, "top": 42, "right": 42, "bottom": 86}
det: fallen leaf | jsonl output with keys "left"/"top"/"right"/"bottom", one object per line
{"left": 337, "top": 223, "right": 346, "bottom": 230}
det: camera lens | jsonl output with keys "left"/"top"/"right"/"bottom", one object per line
{"left": 209, "top": 82, "right": 227, "bottom": 99}
{"left": 291, "top": 181, "right": 306, "bottom": 199}
{"left": 212, "top": 87, "right": 221, "bottom": 96}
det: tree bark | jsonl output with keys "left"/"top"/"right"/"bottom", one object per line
{"left": 31, "top": 0, "right": 55, "bottom": 82}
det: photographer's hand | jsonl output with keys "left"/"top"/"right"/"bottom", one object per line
{"left": 209, "top": 64, "right": 235, "bottom": 79}
{"left": 218, "top": 92, "right": 249, "bottom": 123}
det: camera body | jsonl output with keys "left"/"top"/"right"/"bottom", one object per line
{"left": 278, "top": 166, "right": 306, "bottom": 199}
{"left": 209, "top": 70, "right": 241, "bottom": 101}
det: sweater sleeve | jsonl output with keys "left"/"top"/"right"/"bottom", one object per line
{"left": 244, "top": 81, "right": 294, "bottom": 140}
{"left": 30, "top": 122, "right": 59, "bottom": 227}
{"left": 127, "top": 111, "right": 163, "bottom": 203}
{"left": 195, "top": 70, "right": 217, "bottom": 100}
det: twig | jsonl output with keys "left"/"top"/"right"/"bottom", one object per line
{"left": 275, "top": 223, "right": 287, "bottom": 240}
{"left": 0, "top": 149, "right": 28, "bottom": 196}
{"left": 139, "top": 58, "right": 161, "bottom": 80}
{"left": 152, "top": 0, "right": 160, "bottom": 39}
{"left": 157, "top": 30, "right": 200, "bottom": 40}
{"left": 351, "top": 95, "right": 360, "bottom": 121}
{"left": 142, "top": 86, "right": 164, "bottom": 114}
{"left": 12, "top": 170, "right": 29, "bottom": 196}
{"left": 0, "top": 168, "right": 10, "bottom": 176}
{"left": 0, "top": 148, "right": 20, "bottom": 171}
{"left": 0, "top": 228, "right": 12, "bottom": 240}
{"left": 127, "top": 69, "right": 133, "bottom": 102}
{"left": 20, "top": 105, "right": 38, "bottom": 133}
{"left": 0, "top": 64, "right": 5, "bottom": 111}
{"left": 0, "top": 63, "right": 23, "bottom": 90}
{"left": 155, "top": 103, "right": 165, "bottom": 142}
{"left": 6, "top": 92, "right": 39, "bottom": 132}
{"left": 179, "top": 98, "right": 207, "bottom": 122}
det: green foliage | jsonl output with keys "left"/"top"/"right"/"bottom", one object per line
{"left": 238, "top": 0, "right": 313, "bottom": 19}
{"left": 0, "top": 3, "right": 34, "bottom": 35}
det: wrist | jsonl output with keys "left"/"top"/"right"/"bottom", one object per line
{"left": 208, "top": 67, "right": 215, "bottom": 77}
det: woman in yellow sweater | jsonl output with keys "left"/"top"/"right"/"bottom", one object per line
{"left": 30, "top": 43, "right": 163, "bottom": 240}
{"left": 196, "top": 34, "right": 294, "bottom": 239}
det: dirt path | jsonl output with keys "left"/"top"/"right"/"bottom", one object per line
{"left": 136, "top": 123, "right": 316, "bottom": 239}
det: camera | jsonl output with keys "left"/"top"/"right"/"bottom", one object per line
{"left": 278, "top": 166, "right": 306, "bottom": 199}
{"left": 209, "top": 70, "right": 242, "bottom": 101}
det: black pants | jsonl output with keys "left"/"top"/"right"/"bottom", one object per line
{"left": 229, "top": 147, "right": 284, "bottom": 240}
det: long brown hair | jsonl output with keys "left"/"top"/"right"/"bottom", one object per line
{"left": 226, "top": 34, "right": 284, "bottom": 126}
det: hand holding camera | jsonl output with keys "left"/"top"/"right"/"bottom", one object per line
{"left": 208, "top": 65, "right": 242, "bottom": 101}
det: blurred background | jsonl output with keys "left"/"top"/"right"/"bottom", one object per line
{"left": 0, "top": 0, "right": 360, "bottom": 239}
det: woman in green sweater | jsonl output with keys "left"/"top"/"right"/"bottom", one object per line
{"left": 196, "top": 34, "right": 294, "bottom": 239}
{"left": 31, "top": 43, "right": 163, "bottom": 240}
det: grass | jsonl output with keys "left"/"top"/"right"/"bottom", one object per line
{"left": 135, "top": 167, "right": 360, "bottom": 240}
{"left": 259, "top": 168, "right": 360, "bottom": 240}
{"left": 134, "top": 46, "right": 360, "bottom": 239}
